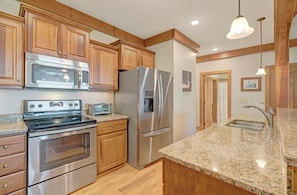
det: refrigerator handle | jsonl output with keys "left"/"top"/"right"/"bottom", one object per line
{"left": 141, "top": 128, "right": 171, "bottom": 138}
{"left": 157, "top": 75, "right": 162, "bottom": 126}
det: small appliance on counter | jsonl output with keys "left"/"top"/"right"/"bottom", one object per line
{"left": 88, "top": 103, "right": 112, "bottom": 116}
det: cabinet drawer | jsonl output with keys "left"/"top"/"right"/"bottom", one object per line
{"left": 97, "top": 119, "right": 127, "bottom": 135}
{"left": 0, "top": 171, "right": 26, "bottom": 195}
{"left": 0, "top": 153, "right": 26, "bottom": 176}
{"left": 7, "top": 188, "right": 26, "bottom": 195}
{"left": 0, "top": 135, "right": 25, "bottom": 157}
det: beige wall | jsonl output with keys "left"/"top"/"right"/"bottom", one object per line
{"left": 149, "top": 40, "right": 197, "bottom": 142}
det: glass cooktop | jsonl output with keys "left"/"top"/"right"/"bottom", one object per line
{"left": 24, "top": 115, "right": 96, "bottom": 132}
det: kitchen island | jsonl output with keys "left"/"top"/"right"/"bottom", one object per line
{"left": 159, "top": 114, "right": 287, "bottom": 195}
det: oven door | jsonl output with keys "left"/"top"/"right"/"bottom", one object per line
{"left": 27, "top": 125, "right": 96, "bottom": 186}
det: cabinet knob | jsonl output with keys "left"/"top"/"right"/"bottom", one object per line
{"left": 3, "top": 164, "right": 8, "bottom": 168}
{"left": 3, "top": 184, "right": 7, "bottom": 188}
{"left": 64, "top": 53, "right": 68, "bottom": 57}
{"left": 2, "top": 145, "right": 8, "bottom": 149}
{"left": 58, "top": 52, "right": 62, "bottom": 55}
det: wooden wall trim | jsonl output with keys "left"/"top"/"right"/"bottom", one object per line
{"left": 173, "top": 29, "right": 200, "bottom": 53}
{"left": 196, "top": 39, "right": 297, "bottom": 63}
{"left": 0, "top": 11, "right": 24, "bottom": 23}
{"left": 144, "top": 29, "right": 200, "bottom": 53}
{"left": 17, "top": 0, "right": 145, "bottom": 46}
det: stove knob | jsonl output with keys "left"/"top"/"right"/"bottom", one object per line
{"left": 69, "top": 103, "right": 73, "bottom": 107}
{"left": 38, "top": 104, "right": 43, "bottom": 108}
{"left": 30, "top": 104, "right": 35, "bottom": 109}
{"left": 74, "top": 103, "right": 78, "bottom": 107}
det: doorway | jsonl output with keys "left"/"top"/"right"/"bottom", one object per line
{"left": 199, "top": 70, "right": 231, "bottom": 130}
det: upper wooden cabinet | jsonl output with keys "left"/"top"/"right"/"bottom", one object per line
{"left": 111, "top": 40, "right": 155, "bottom": 70}
{"left": 89, "top": 40, "right": 119, "bottom": 91}
{"left": 0, "top": 12, "right": 24, "bottom": 89}
{"left": 20, "top": 4, "right": 91, "bottom": 62}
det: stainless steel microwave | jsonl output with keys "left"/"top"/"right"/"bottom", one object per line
{"left": 25, "top": 52, "right": 89, "bottom": 90}
{"left": 88, "top": 103, "right": 112, "bottom": 116}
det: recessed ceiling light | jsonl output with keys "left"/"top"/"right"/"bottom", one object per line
{"left": 190, "top": 19, "right": 200, "bottom": 26}
{"left": 212, "top": 48, "right": 219, "bottom": 51}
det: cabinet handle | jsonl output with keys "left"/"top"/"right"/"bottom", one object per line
{"left": 3, "top": 184, "right": 7, "bottom": 188}
{"left": 3, "top": 164, "right": 8, "bottom": 168}
{"left": 2, "top": 145, "right": 8, "bottom": 149}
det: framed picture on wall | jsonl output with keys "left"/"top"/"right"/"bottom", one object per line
{"left": 182, "top": 70, "right": 191, "bottom": 91}
{"left": 241, "top": 77, "right": 261, "bottom": 91}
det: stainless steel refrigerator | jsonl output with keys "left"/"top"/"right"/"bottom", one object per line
{"left": 115, "top": 67, "right": 173, "bottom": 169}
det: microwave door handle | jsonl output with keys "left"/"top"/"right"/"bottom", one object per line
{"left": 78, "top": 71, "right": 81, "bottom": 88}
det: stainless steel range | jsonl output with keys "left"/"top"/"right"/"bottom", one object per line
{"left": 23, "top": 99, "right": 97, "bottom": 195}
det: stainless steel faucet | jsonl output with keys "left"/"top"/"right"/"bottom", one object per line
{"left": 243, "top": 105, "right": 274, "bottom": 129}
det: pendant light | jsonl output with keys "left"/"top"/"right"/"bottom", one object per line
{"left": 226, "top": 0, "right": 254, "bottom": 39}
{"left": 256, "top": 17, "right": 267, "bottom": 76}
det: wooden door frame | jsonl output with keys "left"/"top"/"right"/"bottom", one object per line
{"left": 199, "top": 70, "right": 231, "bottom": 130}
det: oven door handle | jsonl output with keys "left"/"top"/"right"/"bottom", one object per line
{"left": 28, "top": 123, "right": 97, "bottom": 137}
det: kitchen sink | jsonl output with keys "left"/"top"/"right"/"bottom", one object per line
{"left": 225, "top": 119, "right": 265, "bottom": 131}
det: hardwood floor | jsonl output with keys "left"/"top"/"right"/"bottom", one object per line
{"left": 69, "top": 160, "right": 162, "bottom": 195}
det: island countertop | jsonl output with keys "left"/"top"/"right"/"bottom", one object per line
{"left": 159, "top": 114, "right": 287, "bottom": 195}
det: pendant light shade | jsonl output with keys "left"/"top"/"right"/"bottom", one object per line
{"left": 256, "top": 68, "right": 266, "bottom": 75}
{"left": 226, "top": 0, "right": 254, "bottom": 39}
{"left": 255, "top": 17, "right": 267, "bottom": 76}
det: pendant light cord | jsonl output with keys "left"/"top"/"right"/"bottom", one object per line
{"left": 238, "top": 0, "right": 241, "bottom": 16}
{"left": 257, "top": 17, "right": 265, "bottom": 68}
{"left": 260, "top": 20, "right": 262, "bottom": 68}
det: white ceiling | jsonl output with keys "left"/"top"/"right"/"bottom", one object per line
{"left": 4, "top": 0, "right": 297, "bottom": 56}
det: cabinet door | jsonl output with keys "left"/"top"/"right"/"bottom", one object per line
{"left": 90, "top": 43, "right": 118, "bottom": 90}
{"left": 0, "top": 15, "right": 24, "bottom": 88}
{"left": 97, "top": 130, "right": 127, "bottom": 174}
{"left": 63, "top": 25, "right": 89, "bottom": 62}
{"left": 120, "top": 45, "right": 138, "bottom": 70}
{"left": 26, "top": 12, "right": 62, "bottom": 57}
{"left": 140, "top": 50, "right": 155, "bottom": 68}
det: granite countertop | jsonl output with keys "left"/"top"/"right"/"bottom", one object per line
{"left": 159, "top": 114, "right": 287, "bottom": 195}
{"left": 0, "top": 114, "right": 28, "bottom": 137}
{"left": 0, "top": 113, "right": 128, "bottom": 137}
{"left": 85, "top": 113, "right": 128, "bottom": 123}
{"left": 277, "top": 108, "right": 297, "bottom": 166}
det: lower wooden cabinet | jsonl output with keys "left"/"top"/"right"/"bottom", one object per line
{"left": 163, "top": 158, "right": 254, "bottom": 195}
{"left": 97, "top": 119, "right": 127, "bottom": 175}
{"left": 0, "top": 134, "right": 26, "bottom": 195}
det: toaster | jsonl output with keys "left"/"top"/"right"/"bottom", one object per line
{"left": 88, "top": 103, "right": 112, "bottom": 116}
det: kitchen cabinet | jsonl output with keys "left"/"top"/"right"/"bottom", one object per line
{"left": 89, "top": 40, "right": 119, "bottom": 91}
{"left": 163, "top": 158, "right": 254, "bottom": 195}
{"left": 97, "top": 119, "right": 127, "bottom": 175}
{"left": 111, "top": 40, "right": 155, "bottom": 70}
{"left": 0, "top": 12, "right": 24, "bottom": 88}
{"left": 20, "top": 5, "right": 90, "bottom": 62}
{"left": 0, "top": 134, "right": 26, "bottom": 195}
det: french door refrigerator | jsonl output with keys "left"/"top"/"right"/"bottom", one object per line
{"left": 115, "top": 67, "right": 173, "bottom": 169}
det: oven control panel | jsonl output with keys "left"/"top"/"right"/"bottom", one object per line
{"left": 24, "top": 100, "right": 82, "bottom": 113}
